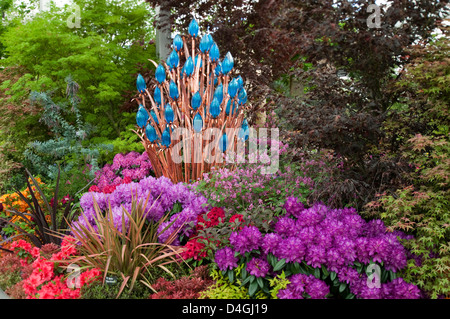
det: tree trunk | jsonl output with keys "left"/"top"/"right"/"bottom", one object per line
{"left": 155, "top": 4, "right": 171, "bottom": 62}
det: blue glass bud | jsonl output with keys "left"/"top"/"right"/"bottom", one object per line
{"left": 237, "top": 75, "right": 244, "bottom": 89}
{"left": 238, "top": 87, "right": 247, "bottom": 105}
{"left": 150, "top": 109, "right": 159, "bottom": 125}
{"left": 188, "top": 19, "right": 199, "bottom": 37}
{"left": 184, "top": 56, "right": 194, "bottom": 76}
{"left": 155, "top": 64, "right": 166, "bottom": 84}
{"left": 239, "top": 119, "right": 249, "bottom": 141}
{"left": 228, "top": 78, "right": 239, "bottom": 98}
{"left": 200, "top": 33, "right": 213, "bottom": 53}
{"left": 154, "top": 86, "right": 161, "bottom": 105}
{"left": 222, "top": 52, "right": 234, "bottom": 74}
{"left": 168, "top": 50, "right": 179, "bottom": 69}
{"left": 215, "top": 61, "right": 223, "bottom": 76}
{"left": 173, "top": 34, "right": 183, "bottom": 51}
{"left": 136, "top": 105, "right": 149, "bottom": 128}
{"left": 136, "top": 74, "right": 146, "bottom": 93}
{"left": 162, "top": 127, "right": 171, "bottom": 147}
{"left": 169, "top": 81, "right": 179, "bottom": 100}
{"left": 226, "top": 99, "right": 237, "bottom": 116}
{"left": 209, "top": 42, "right": 220, "bottom": 62}
{"left": 165, "top": 103, "right": 174, "bottom": 123}
{"left": 214, "top": 83, "right": 223, "bottom": 105}
{"left": 193, "top": 112, "right": 203, "bottom": 133}
{"left": 219, "top": 133, "right": 227, "bottom": 152}
{"left": 209, "top": 96, "right": 220, "bottom": 118}
{"left": 191, "top": 91, "right": 201, "bottom": 110}
{"left": 145, "top": 123, "right": 157, "bottom": 143}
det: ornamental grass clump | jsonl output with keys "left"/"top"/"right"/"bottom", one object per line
{"left": 66, "top": 191, "right": 188, "bottom": 297}
{"left": 212, "top": 197, "right": 421, "bottom": 299}
{"left": 74, "top": 175, "right": 208, "bottom": 246}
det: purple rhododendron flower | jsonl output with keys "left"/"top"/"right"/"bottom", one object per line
{"left": 215, "top": 247, "right": 238, "bottom": 271}
{"left": 275, "top": 237, "right": 306, "bottom": 263}
{"left": 229, "top": 226, "right": 262, "bottom": 254}
{"left": 246, "top": 257, "right": 270, "bottom": 278}
{"left": 278, "top": 274, "right": 329, "bottom": 299}
{"left": 261, "top": 233, "right": 282, "bottom": 255}
{"left": 283, "top": 196, "right": 305, "bottom": 218}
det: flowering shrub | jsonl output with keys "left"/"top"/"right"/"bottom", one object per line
{"left": 89, "top": 151, "right": 153, "bottom": 194}
{"left": 212, "top": 197, "right": 421, "bottom": 299}
{"left": 0, "top": 253, "right": 23, "bottom": 292}
{"left": 75, "top": 175, "right": 208, "bottom": 246}
{"left": 4, "top": 238, "right": 102, "bottom": 299}
{"left": 193, "top": 138, "right": 313, "bottom": 215}
{"left": 0, "top": 177, "right": 48, "bottom": 238}
{"left": 181, "top": 208, "right": 246, "bottom": 265}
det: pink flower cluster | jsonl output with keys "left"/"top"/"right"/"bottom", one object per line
{"left": 10, "top": 238, "right": 102, "bottom": 299}
{"left": 89, "top": 151, "right": 153, "bottom": 194}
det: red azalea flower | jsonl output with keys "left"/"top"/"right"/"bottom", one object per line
{"left": 88, "top": 185, "right": 100, "bottom": 193}
{"left": 123, "top": 176, "right": 133, "bottom": 184}
{"left": 102, "top": 184, "right": 117, "bottom": 194}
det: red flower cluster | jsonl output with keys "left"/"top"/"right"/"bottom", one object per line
{"left": 196, "top": 207, "right": 225, "bottom": 230}
{"left": 181, "top": 209, "right": 246, "bottom": 261}
{"left": 10, "top": 237, "right": 102, "bottom": 299}
{"left": 88, "top": 176, "right": 133, "bottom": 194}
{"left": 49, "top": 194, "right": 71, "bottom": 207}
{"left": 181, "top": 237, "right": 208, "bottom": 261}
{"left": 229, "top": 214, "right": 245, "bottom": 230}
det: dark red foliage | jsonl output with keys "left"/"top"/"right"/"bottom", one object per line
{"left": 149, "top": 266, "right": 213, "bottom": 299}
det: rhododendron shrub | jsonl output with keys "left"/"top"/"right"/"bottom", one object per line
{"left": 75, "top": 176, "right": 208, "bottom": 246}
{"left": 181, "top": 207, "right": 246, "bottom": 266}
{"left": 8, "top": 238, "right": 102, "bottom": 299}
{"left": 88, "top": 151, "right": 153, "bottom": 194}
{"left": 213, "top": 197, "right": 421, "bottom": 299}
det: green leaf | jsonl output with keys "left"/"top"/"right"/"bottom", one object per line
{"left": 321, "top": 265, "right": 329, "bottom": 279}
{"left": 248, "top": 280, "right": 259, "bottom": 297}
{"left": 273, "top": 258, "right": 286, "bottom": 272}
{"left": 330, "top": 271, "right": 337, "bottom": 281}
{"left": 339, "top": 282, "right": 347, "bottom": 293}
{"left": 314, "top": 267, "right": 321, "bottom": 279}
{"left": 256, "top": 277, "right": 264, "bottom": 289}
{"left": 241, "top": 267, "right": 248, "bottom": 280}
{"left": 227, "top": 269, "right": 235, "bottom": 283}
{"left": 241, "top": 275, "right": 252, "bottom": 286}
{"left": 293, "top": 262, "right": 301, "bottom": 274}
